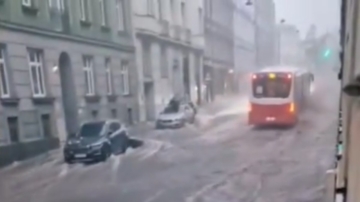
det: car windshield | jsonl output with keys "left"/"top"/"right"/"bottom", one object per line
{"left": 78, "top": 121, "right": 105, "bottom": 137}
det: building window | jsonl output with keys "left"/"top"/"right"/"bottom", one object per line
{"left": 120, "top": 61, "right": 130, "bottom": 95}
{"left": 83, "top": 56, "right": 95, "bottom": 95}
{"left": 181, "top": 2, "right": 186, "bottom": 27}
{"left": 170, "top": 0, "right": 175, "bottom": 23}
{"left": 111, "top": 109, "right": 117, "bottom": 118}
{"left": 0, "top": 48, "right": 10, "bottom": 97}
{"left": 158, "top": 0, "right": 163, "bottom": 19}
{"left": 160, "top": 46, "right": 168, "bottom": 78}
{"left": 116, "top": 0, "right": 125, "bottom": 31}
{"left": 99, "top": 0, "right": 107, "bottom": 26}
{"left": 7, "top": 117, "right": 19, "bottom": 143}
{"left": 92, "top": 110, "right": 98, "bottom": 119}
{"left": 105, "top": 58, "right": 113, "bottom": 95}
{"left": 48, "top": 0, "right": 64, "bottom": 11}
{"left": 22, "top": 0, "right": 32, "bottom": 7}
{"left": 147, "top": 0, "right": 154, "bottom": 16}
{"left": 79, "top": 0, "right": 91, "bottom": 21}
{"left": 41, "top": 114, "right": 52, "bottom": 137}
{"left": 204, "top": 0, "right": 212, "bottom": 17}
{"left": 198, "top": 8, "right": 203, "bottom": 34}
{"left": 28, "top": 49, "right": 46, "bottom": 97}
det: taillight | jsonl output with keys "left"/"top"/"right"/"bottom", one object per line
{"left": 252, "top": 74, "right": 257, "bottom": 79}
{"left": 248, "top": 103, "right": 252, "bottom": 112}
{"left": 289, "top": 102, "right": 295, "bottom": 112}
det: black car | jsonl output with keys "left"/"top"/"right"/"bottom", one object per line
{"left": 63, "top": 120, "right": 129, "bottom": 163}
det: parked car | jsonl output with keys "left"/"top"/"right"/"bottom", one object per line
{"left": 156, "top": 102, "right": 196, "bottom": 129}
{"left": 63, "top": 120, "right": 129, "bottom": 163}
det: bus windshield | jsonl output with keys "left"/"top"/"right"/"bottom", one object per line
{"left": 252, "top": 73, "right": 292, "bottom": 98}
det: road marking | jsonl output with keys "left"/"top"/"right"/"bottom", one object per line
{"left": 143, "top": 190, "right": 164, "bottom": 202}
{"left": 58, "top": 164, "right": 68, "bottom": 178}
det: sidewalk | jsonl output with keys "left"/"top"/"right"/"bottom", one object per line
{"left": 196, "top": 94, "right": 248, "bottom": 127}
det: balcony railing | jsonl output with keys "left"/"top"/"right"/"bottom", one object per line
{"left": 134, "top": 15, "right": 161, "bottom": 34}
{"left": 160, "top": 20, "right": 170, "bottom": 37}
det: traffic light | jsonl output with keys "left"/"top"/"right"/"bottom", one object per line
{"left": 323, "top": 48, "right": 331, "bottom": 58}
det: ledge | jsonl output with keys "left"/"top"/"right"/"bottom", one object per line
{"left": 1, "top": 97, "right": 20, "bottom": 106}
{"left": 84, "top": 95, "right": 101, "bottom": 103}
{"left": 101, "top": 25, "right": 111, "bottom": 32}
{"left": 22, "top": 5, "right": 39, "bottom": 15}
{"left": 0, "top": 21, "right": 135, "bottom": 53}
{"left": 80, "top": 20, "right": 92, "bottom": 27}
{"left": 118, "top": 30, "right": 129, "bottom": 37}
{"left": 121, "top": 93, "right": 132, "bottom": 98}
{"left": 32, "top": 97, "right": 55, "bottom": 105}
{"left": 107, "top": 95, "right": 118, "bottom": 102}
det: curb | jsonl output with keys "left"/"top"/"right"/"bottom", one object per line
{"left": 0, "top": 149, "right": 62, "bottom": 173}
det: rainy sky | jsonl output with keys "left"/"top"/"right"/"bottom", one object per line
{"left": 274, "top": 0, "right": 340, "bottom": 37}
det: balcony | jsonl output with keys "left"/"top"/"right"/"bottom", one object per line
{"left": 159, "top": 20, "right": 170, "bottom": 37}
{"left": 184, "top": 28, "right": 191, "bottom": 44}
{"left": 192, "top": 34, "right": 205, "bottom": 49}
{"left": 173, "top": 25, "right": 182, "bottom": 41}
{"left": 134, "top": 15, "right": 161, "bottom": 34}
{"left": 49, "top": 8, "right": 70, "bottom": 33}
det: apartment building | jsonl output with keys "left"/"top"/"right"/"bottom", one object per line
{"left": 132, "top": 0, "right": 205, "bottom": 121}
{"left": 0, "top": 0, "right": 136, "bottom": 166}
{"left": 203, "top": 0, "right": 234, "bottom": 100}
{"left": 233, "top": 0, "right": 256, "bottom": 91}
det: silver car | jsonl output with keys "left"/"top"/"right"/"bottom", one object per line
{"left": 156, "top": 103, "right": 196, "bottom": 129}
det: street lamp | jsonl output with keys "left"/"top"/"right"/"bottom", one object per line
{"left": 245, "top": 0, "right": 259, "bottom": 69}
{"left": 279, "top": 19, "right": 285, "bottom": 64}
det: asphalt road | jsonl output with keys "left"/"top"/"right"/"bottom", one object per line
{"left": 0, "top": 73, "right": 339, "bottom": 202}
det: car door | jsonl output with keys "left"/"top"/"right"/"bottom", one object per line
{"left": 108, "top": 122, "right": 121, "bottom": 151}
{"left": 109, "top": 121, "right": 127, "bottom": 152}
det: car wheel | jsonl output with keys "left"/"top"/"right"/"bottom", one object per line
{"left": 179, "top": 120, "right": 186, "bottom": 128}
{"left": 101, "top": 145, "right": 111, "bottom": 162}
{"left": 155, "top": 122, "right": 161, "bottom": 129}
{"left": 189, "top": 115, "right": 196, "bottom": 124}
{"left": 120, "top": 136, "right": 129, "bottom": 154}
{"left": 64, "top": 157, "right": 74, "bottom": 164}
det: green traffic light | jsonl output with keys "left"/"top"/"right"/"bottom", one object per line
{"left": 323, "top": 49, "right": 331, "bottom": 58}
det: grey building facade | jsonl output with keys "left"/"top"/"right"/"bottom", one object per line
{"left": 234, "top": 1, "right": 256, "bottom": 91}
{"left": 0, "top": 0, "right": 137, "bottom": 167}
{"left": 203, "top": 0, "right": 235, "bottom": 101}
{"left": 255, "top": 0, "right": 277, "bottom": 68}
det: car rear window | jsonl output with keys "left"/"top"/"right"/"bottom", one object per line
{"left": 78, "top": 121, "right": 105, "bottom": 137}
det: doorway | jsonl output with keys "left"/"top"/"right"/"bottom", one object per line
{"left": 183, "top": 57, "right": 191, "bottom": 99}
{"left": 144, "top": 82, "right": 155, "bottom": 121}
{"left": 58, "top": 52, "right": 79, "bottom": 136}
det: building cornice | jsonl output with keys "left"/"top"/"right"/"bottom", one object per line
{"left": 0, "top": 20, "right": 135, "bottom": 52}
{"left": 136, "top": 31, "right": 204, "bottom": 54}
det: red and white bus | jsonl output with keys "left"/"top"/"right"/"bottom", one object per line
{"left": 248, "top": 67, "right": 314, "bottom": 126}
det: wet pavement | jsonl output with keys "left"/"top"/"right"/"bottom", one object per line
{"left": 0, "top": 73, "right": 339, "bottom": 202}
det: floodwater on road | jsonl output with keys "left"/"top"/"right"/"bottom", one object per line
{"left": 0, "top": 71, "right": 340, "bottom": 202}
